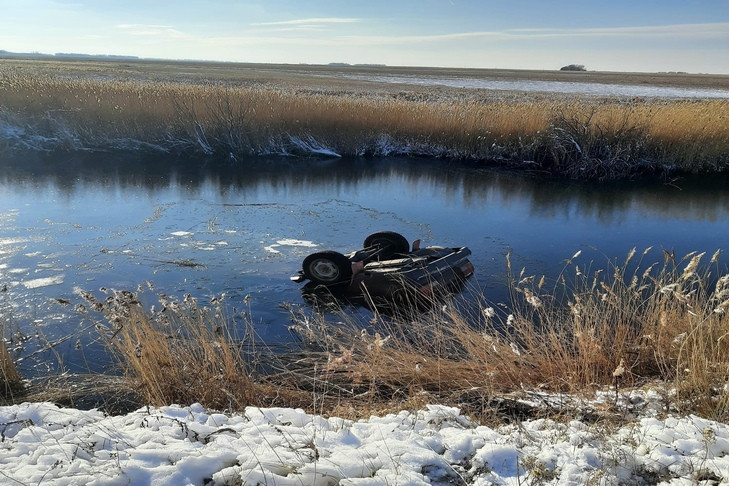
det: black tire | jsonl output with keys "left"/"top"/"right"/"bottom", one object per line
{"left": 363, "top": 231, "right": 410, "bottom": 259}
{"left": 302, "top": 251, "right": 352, "bottom": 285}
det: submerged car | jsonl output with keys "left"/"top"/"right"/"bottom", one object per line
{"left": 291, "top": 231, "right": 474, "bottom": 305}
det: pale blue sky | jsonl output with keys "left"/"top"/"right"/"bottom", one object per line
{"left": 1, "top": 0, "right": 728, "bottom": 73}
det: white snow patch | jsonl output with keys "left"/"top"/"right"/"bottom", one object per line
{"left": 22, "top": 274, "right": 64, "bottom": 289}
{"left": 1, "top": 401, "right": 729, "bottom": 485}
{"left": 276, "top": 239, "right": 318, "bottom": 247}
{"left": 265, "top": 238, "right": 318, "bottom": 254}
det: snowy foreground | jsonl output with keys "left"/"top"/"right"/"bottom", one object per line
{"left": 2, "top": 392, "right": 729, "bottom": 485}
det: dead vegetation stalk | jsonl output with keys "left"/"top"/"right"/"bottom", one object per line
{"left": 1, "top": 338, "right": 22, "bottom": 398}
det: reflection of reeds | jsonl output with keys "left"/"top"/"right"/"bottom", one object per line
{"left": 2, "top": 66, "right": 728, "bottom": 178}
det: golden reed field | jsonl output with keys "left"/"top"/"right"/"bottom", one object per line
{"left": 2, "top": 56, "right": 729, "bottom": 179}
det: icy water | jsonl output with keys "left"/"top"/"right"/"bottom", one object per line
{"left": 2, "top": 152, "right": 729, "bottom": 375}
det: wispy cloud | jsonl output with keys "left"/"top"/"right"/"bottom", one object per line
{"left": 252, "top": 17, "right": 359, "bottom": 27}
{"left": 334, "top": 22, "right": 729, "bottom": 46}
{"left": 115, "top": 24, "right": 186, "bottom": 37}
{"left": 191, "top": 21, "right": 729, "bottom": 53}
{"left": 505, "top": 23, "right": 729, "bottom": 39}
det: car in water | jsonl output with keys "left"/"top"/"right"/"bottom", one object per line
{"left": 291, "top": 231, "right": 474, "bottom": 307}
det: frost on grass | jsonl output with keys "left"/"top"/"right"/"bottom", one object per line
{"left": 2, "top": 398, "right": 729, "bottom": 485}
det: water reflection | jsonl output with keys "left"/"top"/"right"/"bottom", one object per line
{"left": 3, "top": 153, "right": 729, "bottom": 225}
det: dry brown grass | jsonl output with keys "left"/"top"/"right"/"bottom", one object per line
{"left": 3, "top": 249, "right": 727, "bottom": 421}
{"left": 73, "top": 289, "right": 267, "bottom": 410}
{"left": 43, "top": 248, "right": 726, "bottom": 422}
{"left": 104, "top": 305, "right": 256, "bottom": 409}
{"left": 2, "top": 61, "right": 728, "bottom": 178}
{"left": 1, "top": 338, "right": 22, "bottom": 398}
{"left": 288, "top": 248, "right": 729, "bottom": 420}
{"left": 74, "top": 288, "right": 314, "bottom": 412}
{"left": 0, "top": 69, "right": 548, "bottom": 153}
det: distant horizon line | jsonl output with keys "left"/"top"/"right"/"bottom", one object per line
{"left": 0, "top": 49, "right": 722, "bottom": 76}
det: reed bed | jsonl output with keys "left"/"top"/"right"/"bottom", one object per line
{"left": 2, "top": 66, "right": 728, "bottom": 178}
{"left": 3, "top": 248, "right": 727, "bottom": 421}
{"left": 0, "top": 248, "right": 713, "bottom": 422}
{"left": 75, "top": 288, "right": 309, "bottom": 411}
{"left": 288, "top": 248, "right": 729, "bottom": 421}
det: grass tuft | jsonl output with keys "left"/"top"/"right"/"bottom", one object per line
{"left": 86, "top": 289, "right": 310, "bottom": 411}
{"left": 85, "top": 289, "right": 255, "bottom": 409}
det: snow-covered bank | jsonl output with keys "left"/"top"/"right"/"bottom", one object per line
{"left": 2, "top": 397, "right": 729, "bottom": 485}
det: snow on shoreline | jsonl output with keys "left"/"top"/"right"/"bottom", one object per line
{"left": 2, "top": 397, "right": 729, "bottom": 485}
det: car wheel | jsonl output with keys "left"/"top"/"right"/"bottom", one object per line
{"left": 363, "top": 231, "right": 410, "bottom": 259}
{"left": 302, "top": 251, "right": 352, "bottom": 285}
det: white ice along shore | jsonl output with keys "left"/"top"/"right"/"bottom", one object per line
{"left": 341, "top": 74, "right": 729, "bottom": 100}
{"left": 2, "top": 395, "right": 729, "bottom": 485}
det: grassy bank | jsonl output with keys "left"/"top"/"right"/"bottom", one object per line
{"left": 2, "top": 59, "right": 729, "bottom": 179}
{"left": 5, "top": 248, "right": 726, "bottom": 423}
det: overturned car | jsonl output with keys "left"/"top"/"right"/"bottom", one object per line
{"left": 291, "top": 231, "right": 474, "bottom": 306}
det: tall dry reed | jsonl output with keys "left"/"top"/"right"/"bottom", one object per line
{"left": 290, "top": 248, "right": 729, "bottom": 420}
{"left": 2, "top": 67, "right": 728, "bottom": 178}
{"left": 86, "top": 289, "right": 264, "bottom": 410}
{"left": 1, "top": 338, "right": 22, "bottom": 399}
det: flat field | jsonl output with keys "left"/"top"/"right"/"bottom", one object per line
{"left": 4, "top": 56, "right": 729, "bottom": 92}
